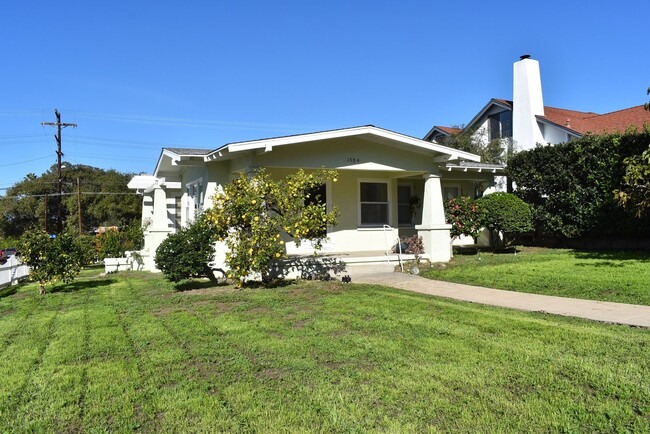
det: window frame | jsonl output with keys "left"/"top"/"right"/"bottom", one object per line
{"left": 185, "top": 177, "right": 205, "bottom": 225}
{"left": 397, "top": 182, "right": 414, "bottom": 227}
{"left": 358, "top": 179, "right": 391, "bottom": 228}
{"left": 442, "top": 184, "right": 461, "bottom": 201}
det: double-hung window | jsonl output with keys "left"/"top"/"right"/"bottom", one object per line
{"left": 397, "top": 184, "right": 413, "bottom": 226}
{"left": 185, "top": 179, "right": 204, "bottom": 225}
{"left": 360, "top": 181, "right": 389, "bottom": 226}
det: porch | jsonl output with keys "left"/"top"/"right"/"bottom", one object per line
{"left": 277, "top": 249, "right": 426, "bottom": 280}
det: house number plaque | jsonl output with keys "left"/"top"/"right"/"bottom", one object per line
{"left": 347, "top": 157, "right": 360, "bottom": 163}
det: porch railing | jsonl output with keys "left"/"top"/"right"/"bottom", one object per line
{"left": 383, "top": 224, "right": 403, "bottom": 272}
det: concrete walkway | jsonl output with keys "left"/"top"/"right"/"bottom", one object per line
{"left": 347, "top": 266, "right": 650, "bottom": 328}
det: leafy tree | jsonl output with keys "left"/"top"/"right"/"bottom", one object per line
{"left": 476, "top": 193, "right": 532, "bottom": 247}
{"left": 155, "top": 215, "right": 221, "bottom": 283}
{"left": 437, "top": 126, "right": 513, "bottom": 164}
{"left": 645, "top": 86, "right": 650, "bottom": 111}
{"left": 206, "top": 169, "right": 339, "bottom": 285}
{"left": 95, "top": 221, "right": 144, "bottom": 260}
{"left": 17, "top": 230, "right": 87, "bottom": 294}
{"left": 96, "top": 228, "right": 121, "bottom": 259}
{"left": 614, "top": 145, "right": 650, "bottom": 217}
{"left": 444, "top": 196, "right": 484, "bottom": 240}
{"left": 507, "top": 127, "right": 650, "bottom": 238}
{"left": 0, "top": 164, "right": 141, "bottom": 238}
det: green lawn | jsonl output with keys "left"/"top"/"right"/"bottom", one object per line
{"left": 0, "top": 270, "right": 648, "bottom": 432}
{"left": 422, "top": 247, "right": 650, "bottom": 306}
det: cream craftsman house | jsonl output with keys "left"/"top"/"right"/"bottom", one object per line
{"left": 128, "top": 125, "right": 502, "bottom": 272}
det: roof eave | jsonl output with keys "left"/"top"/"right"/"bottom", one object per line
{"left": 464, "top": 99, "right": 513, "bottom": 130}
{"left": 206, "top": 125, "right": 481, "bottom": 163}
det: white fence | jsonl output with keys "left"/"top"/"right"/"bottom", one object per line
{"left": 0, "top": 256, "right": 30, "bottom": 288}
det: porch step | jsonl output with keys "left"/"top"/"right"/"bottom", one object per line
{"left": 343, "top": 261, "right": 399, "bottom": 277}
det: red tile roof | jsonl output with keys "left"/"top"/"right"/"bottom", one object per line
{"left": 434, "top": 126, "right": 462, "bottom": 135}
{"left": 436, "top": 101, "right": 650, "bottom": 137}
{"left": 571, "top": 105, "right": 650, "bottom": 134}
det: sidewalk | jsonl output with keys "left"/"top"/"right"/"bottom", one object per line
{"left": 349, "top": 268, "right": 650, "bottom": 328}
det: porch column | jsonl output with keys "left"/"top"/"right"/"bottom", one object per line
{"left": 143, "top": 185, "right": 172, "bottom": 271}
{"left": 151, "top": 185, "right": 169, "bottom": 231}
{"left": 415, "top": 171, "right": 452, "bottom": 262}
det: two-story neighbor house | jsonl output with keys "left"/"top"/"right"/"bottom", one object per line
{"left": 424, "top": 55, "right": 650, "bottom": 152}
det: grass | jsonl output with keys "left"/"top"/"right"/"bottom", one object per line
{"left": 421, "top": 247, "right": 650, "bottom": 306}
{"left": 0, "top": 270, "right": 648, "bottom": 432}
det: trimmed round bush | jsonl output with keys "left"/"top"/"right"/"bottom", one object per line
{"left": 476, "top": 192, "right": 533, "bottom": 246}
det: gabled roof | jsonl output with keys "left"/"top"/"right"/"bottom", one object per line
{"left": 163, "top": 148, "right": 212, "bottom": 156}
{"left": 423, "top": 126, "right": 462, "bottom": 141}
{"left": 153, "top": 147, "right": 213, "bottom": 176}
{"left": 435, "top": 126, "right": 462, "bottom": 135}
{"left": 206, "top": 125, "right": 481, "bottom": 163}
{"left": 430, "top": 100, "right": 650, "bottom": 140}
{"left": 151, "top": 125, "right": 482, "bottom": 178}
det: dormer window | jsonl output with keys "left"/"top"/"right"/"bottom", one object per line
{"left": 488, "top": 111, "right": 513, "bottom": 141}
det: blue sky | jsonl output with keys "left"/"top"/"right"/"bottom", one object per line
{"left": 2, "top": 0, "right": 649, "bottom": 193}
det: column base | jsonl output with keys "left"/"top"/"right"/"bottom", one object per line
{"left": 416, "top": 224, "right": 452, "bottom": 262}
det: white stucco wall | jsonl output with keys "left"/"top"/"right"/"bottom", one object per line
{"left": 541, "top": 123, "right": 571, "bottom": 145}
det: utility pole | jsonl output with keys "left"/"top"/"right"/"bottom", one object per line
{"left": 41, "top": 109, "right": 77, "bottom": 234}
{"left": 77, "top": 177, "right": 82, "bottom": 233}
{"left": 44, "top": 194, "right": 49, "bottom": 233}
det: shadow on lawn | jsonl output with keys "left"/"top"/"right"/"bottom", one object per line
{"left": 174, "top": 278, "right": 296, "bottom": 292}
{"left": 0, "top": 285, "right": 18, "bottom": 299}
{"left": 49, "top": 278, "right": 117, "bottom": 294}
{"left": 453, "top": 246, "right": 521, "bottom": 256}
{"left": 572, "top": 250, "right": 650, "bottom": 263}
{"left": 174, "top": 280, "right": 230, "bottom": 292}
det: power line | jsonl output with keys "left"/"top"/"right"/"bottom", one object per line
{"left": 0, "top": 154, "right": 55, "bottom": 167}
{"left": 0, "top": 192, "right": 139, "bottom": 200}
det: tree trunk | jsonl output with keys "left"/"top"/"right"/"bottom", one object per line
{"left": 203, "top": 265, "right": 219, "bottom": 284}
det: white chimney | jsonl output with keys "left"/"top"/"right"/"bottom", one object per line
{"left": 512, "top": 55, "right": 546, "bottom": 150}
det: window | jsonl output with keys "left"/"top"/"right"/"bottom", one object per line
{"left": 488, "top": 111, "right": 513, "bottom": 141}
{"left": 185, "top": 179, "right": 204, "bottom": 224}
{"left": 442, "top": 185, "right": 460, "bottom": 200}
{"left": 173, "top": 195, "right": 182, "bottom": 230}
{"left": 360, "top": 181, "right": 389, "bottom": 226}
{"left": 397, "top": 184, "right": 413, "bottom": 226}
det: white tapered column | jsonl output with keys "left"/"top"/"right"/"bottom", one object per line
{"left": 415, "top": 171, "right": 452, "bottom": 262}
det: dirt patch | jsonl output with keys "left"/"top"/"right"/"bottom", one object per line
{"left": 179, "top": 286, "right": 240, "bottom": 296}
{"left": 258, "top": 367, "right": 286, "bottom": 380}
{"left": 293, "top": 319, "right": 310, "bottom": 329}
{"left": 318, "top": 360, "right": 343, "bottom": 370}
{"left": 245, "top": 306, "right": 273, "bottom": 315}
{"left": 0, "top": 308, "right": 17, "bottom": 316}
{"left": 152, "top": 307, "right": 188, "bottom": 317}
{"left": 213, "top": 301, "right": 244, "bottom": 313}
{"left": 328, "top": 329, "right": 349, "bottom": 338}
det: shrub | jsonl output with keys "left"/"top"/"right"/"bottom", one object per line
{"left": 476, "top": 192, "right": 532, "bottom": 247}
{"left": 444, "top": 196, "right": 484, "bottom": 239}
{"left": 507, "top": 127, "right": 650, "bottom": 238}
{"left": 17, "top": 230, "right": 87, "bottom": 294}
{"left": 96, "top": 221, "right": 144, "bottom": 260}
{"left": 155, "top": 216, "right": 219, "bottom": 283}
